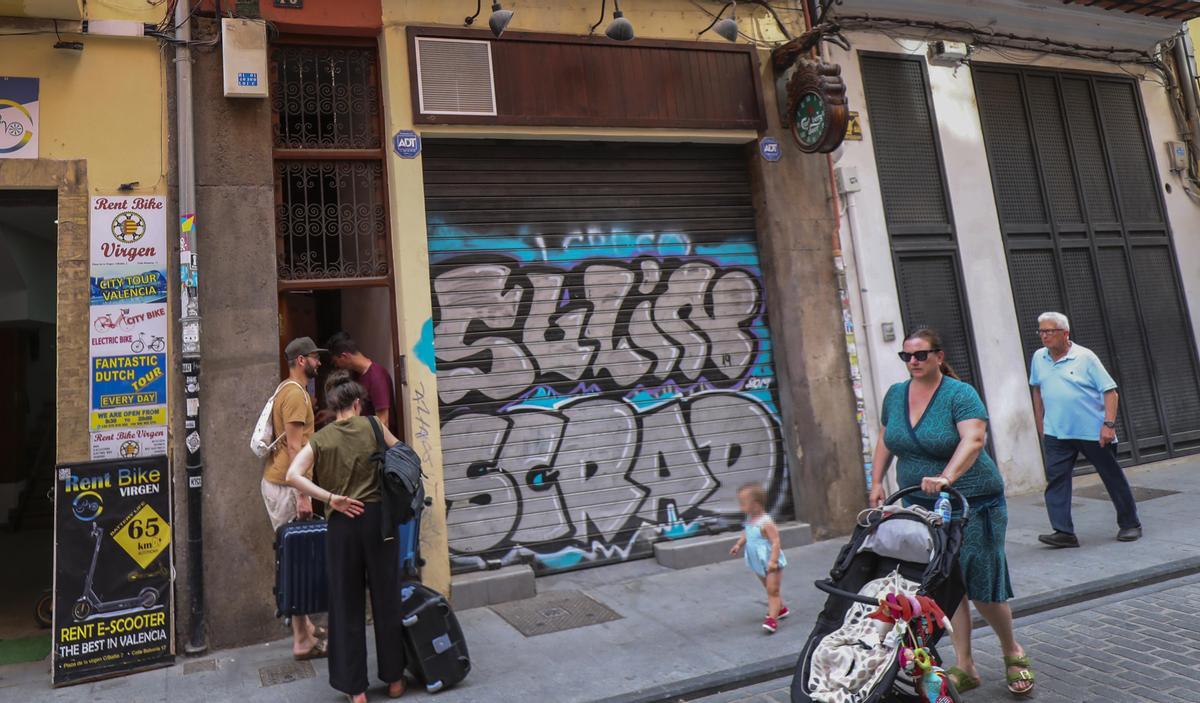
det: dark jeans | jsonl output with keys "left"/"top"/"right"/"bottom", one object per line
{"left": 1043, "top": 435, "right": 1141, "bottom": 535}
{"left": 326, "top": 503, "right": 407, "bottom": 695}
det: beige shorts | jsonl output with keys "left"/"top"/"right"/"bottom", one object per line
{"left": 261, "top": 477, "right": 299, "bottom": 531}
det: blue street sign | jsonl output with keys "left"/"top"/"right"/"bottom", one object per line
{"left": 393, "top": 130, "right": 422, "bottom": 159}
{"left": 759, "top": 137, "right": 781, "bottom": 162}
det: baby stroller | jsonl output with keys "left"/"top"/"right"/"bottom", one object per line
{"left": 791, "top": 486, "right": 969, "bottom": 703}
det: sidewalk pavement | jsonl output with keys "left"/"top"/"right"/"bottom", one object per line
{"left": 7, "top": 457, "right": 1200, "bottom": 703}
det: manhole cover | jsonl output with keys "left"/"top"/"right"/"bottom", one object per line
{"left": 491, "top": 590, "right": 621, "bottom": 637}
{"left": 183, "top": 659, "right": 218, "bottom": 675}
{"left": 259, "top": 660, "right": 315, "bottom": 687}
{"left": 1076, "top": 485, "right": 1178, "bottom": 502}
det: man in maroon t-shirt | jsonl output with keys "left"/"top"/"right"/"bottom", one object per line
{"left": 326, "top": 331, "right": 397, "bottom": 435}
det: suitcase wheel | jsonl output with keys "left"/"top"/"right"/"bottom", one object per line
{"left": 426, "top": 680, "right": 444, "bottom": 693}
{"left": 424, "top": 497, "right": 433, "bottom": 507}
{"left": 417, "top": 557, "right": 427, "bottom": 567}
{"left": 402, "top": 614, "right": 419, "bottom": 627}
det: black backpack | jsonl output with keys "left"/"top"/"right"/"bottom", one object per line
{"left": 369, "top": 417, "right": 426, "bottom": 525}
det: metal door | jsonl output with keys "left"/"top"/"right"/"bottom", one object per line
{"left": 423, "top": 140, "right": 790, "bottom": 574}
{"left": 860, "top": 54, "right": 985, "bottom": 390}
{"left": 974, "top": 66, "right": 1200, "bottom": 463}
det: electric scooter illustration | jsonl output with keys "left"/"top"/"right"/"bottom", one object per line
{"left": 73, "top": 522, "right": 159, "bottom": 621}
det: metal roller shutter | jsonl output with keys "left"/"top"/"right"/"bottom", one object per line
{"left": 423, "top": 140, "right": 790, "bottom": 574}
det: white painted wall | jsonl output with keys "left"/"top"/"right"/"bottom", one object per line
{"left": 827, "top": 29, "right": 1200, "bottom": 496}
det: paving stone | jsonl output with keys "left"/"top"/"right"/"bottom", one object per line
{"left": 692, "top": 579, "right": 1200, "bottom": 703}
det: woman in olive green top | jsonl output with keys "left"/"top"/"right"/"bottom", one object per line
{"left": 287, "top": 371, "right": 407, "bottom": 702}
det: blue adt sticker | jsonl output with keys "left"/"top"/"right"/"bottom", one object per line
{"left": 237, "top": 72, "right": 259, "bottom": 87}
{"left": 759, "top": 137, "right": 781, "bottom": 162}
{"left": 393, "top": 130, "right": 422, "bottom": 159}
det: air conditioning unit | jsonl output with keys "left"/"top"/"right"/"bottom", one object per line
{"left": 222, "top": 18, "right": 268, "bottom": 99}
{"left": 928, "top": 40, "right": 969, "bottom": 67}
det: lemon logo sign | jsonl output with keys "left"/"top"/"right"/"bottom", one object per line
{"left": 0, "top": 98, "right": 33, "bottom": 154}
{"left": 72, "top": 491, "right": 104, "bottom": 522}
{"left": 120, "top": 440, "right": 141, "bottom": 458}
{"left": 110, "top": 211, "right": 147, "bottom": 244}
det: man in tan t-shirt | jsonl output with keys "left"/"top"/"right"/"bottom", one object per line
{"left": 261, "top": 336, "right": 326, "bottom": 660}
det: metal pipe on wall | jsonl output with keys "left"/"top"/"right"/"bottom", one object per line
{"left": 1172, "top": 35, "right": 1200, "bottom": 172}
{"left": 174, "top": 0, "right": 207, "bottom": 655}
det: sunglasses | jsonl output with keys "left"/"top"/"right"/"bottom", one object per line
{"left": 898, "top": 349, "right": 941, "bottom": 363}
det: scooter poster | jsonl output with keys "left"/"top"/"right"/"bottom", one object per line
{"left": 52, "top": 456, "right": 173, "bottom": 686}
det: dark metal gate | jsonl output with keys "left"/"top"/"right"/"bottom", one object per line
{"left": 974, "top": 65, "right": 1200, "bottom": 463}
{"left": 859, "top": 53, "right": 985, "bottom": 391}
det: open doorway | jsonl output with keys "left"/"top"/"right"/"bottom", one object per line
{"left": 0, "top": 189, "right": 57, "bottom": 664}
{"left": 280, "top": 285, "right": 401, "bottom": 431}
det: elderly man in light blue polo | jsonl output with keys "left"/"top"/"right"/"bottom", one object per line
{"left": 1029, "top": 312, "right": 1141, "bottom": 548}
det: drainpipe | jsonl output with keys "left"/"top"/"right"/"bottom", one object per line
{"left": 1172, "top": 36, "right": 1200, "bottom": 169}
{"left": 174, "top": 0, "right": 207, "bottom": 655}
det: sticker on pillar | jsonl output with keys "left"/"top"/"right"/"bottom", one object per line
{"left": 393, "top": 130, "right": 421, "bottom": 159}
{"left": 759, "top": 137, "right": 781, "bottom": 162}
{"left": 845, "top": 111, "right": 862, "bottom": 141}
{"left": 90, "top": 426, "right": 167, "bottom": 461}
{"left": 0, "top": 76, "right": 38, "bottom": 159}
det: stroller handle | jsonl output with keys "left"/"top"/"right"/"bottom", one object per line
{"left": 883, "top": 485, "right": 970, "bottom": 522}
{"left": 814, "top": 578, "right": 884, "bottom": 606}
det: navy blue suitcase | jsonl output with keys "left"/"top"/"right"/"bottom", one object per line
{"left": 274, "top": 519, "right": 329, "bottom": 617}
{"left": 399, "top": 582, "right": 470, "bottom": 693}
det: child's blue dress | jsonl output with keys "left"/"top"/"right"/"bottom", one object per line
{"left": 744, "top": 515, "right": 787, "bottom": 578}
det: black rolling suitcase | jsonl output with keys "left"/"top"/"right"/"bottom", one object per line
{"left": 398, "top": 582, "right": 470, "bottom": 693}
{"left": 274, "top": 519, "right": 329, "bottom": 617}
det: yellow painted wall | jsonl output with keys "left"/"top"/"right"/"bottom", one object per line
{"left": 0, "top": 0, "right": 168, "bottom": 194}
{"left": 378, "top": 0, "right": 803, "bottom": 596}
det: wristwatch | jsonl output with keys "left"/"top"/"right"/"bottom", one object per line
{"left": 1103, "top": 421, "right": 1117, "bottom": 429}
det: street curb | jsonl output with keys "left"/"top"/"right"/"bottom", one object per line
{"left": 593, "top": 555, "right": 1200, "bottom": 703}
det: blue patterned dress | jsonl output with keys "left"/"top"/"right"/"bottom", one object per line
{"left": 881, "top": 378, "right": 1014, "bottom": 603}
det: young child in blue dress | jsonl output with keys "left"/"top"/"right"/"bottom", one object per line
{"left": 729, "top": 482, "right": 789, "bottom": 633}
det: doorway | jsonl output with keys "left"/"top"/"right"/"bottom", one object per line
{"left": 279, "top": 285, "right": 401, "bottom": 427}
{"left": 0, "top": 189, "right": 57, "bottom": 664}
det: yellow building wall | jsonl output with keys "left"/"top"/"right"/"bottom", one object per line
{"left": 378, "top": 0, "right": 803, "bottom": 596}
{"left": 0, "top": 1, "right": 168, "bottom": 195}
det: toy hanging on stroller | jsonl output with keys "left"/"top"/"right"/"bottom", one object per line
{"left": 791, "top": 486, "right": 970, "bottom": 703}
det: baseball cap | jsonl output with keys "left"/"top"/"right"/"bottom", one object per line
{"left": 285, "top": 336, "right": 327, "bottom": 361}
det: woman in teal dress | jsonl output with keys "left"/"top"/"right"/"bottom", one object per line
{"left": 869, "top": 329, "right": 1035, "bottom": 698}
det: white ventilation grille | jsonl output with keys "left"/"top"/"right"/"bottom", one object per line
{"left": 416, "top": 37, "right": 498, "bottom": 116}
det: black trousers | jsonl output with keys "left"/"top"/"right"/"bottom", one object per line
{"left": 326, "top": 503, "right": 407, "bottom": 695}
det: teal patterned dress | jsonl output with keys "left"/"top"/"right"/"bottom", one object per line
{"left": 880, "top": 377, "right": 1014, "bottom": 603}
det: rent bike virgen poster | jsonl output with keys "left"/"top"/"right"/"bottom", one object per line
{"left": 52, "top": 456, "right": 174, "bottom": 686}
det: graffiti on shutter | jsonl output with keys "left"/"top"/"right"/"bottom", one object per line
{"left": 430, "top": 233, "right": 787, "bottom": 572}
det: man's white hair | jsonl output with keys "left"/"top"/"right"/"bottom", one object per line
{"left": 1038, "top": 311, "right": 1070, "bottom": 332}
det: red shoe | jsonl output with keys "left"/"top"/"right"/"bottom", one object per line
{"left": 762, "top": 616, "right": 778, "bottom": 634}
{"left": 778, "top": 606, "right": 790, "bottom": 620}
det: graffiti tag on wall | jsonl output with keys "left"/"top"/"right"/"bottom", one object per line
{"left": 430, "top": 232, "right": 790, "bottom": 572}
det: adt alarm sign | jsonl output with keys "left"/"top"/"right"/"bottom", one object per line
{"left": 759, "top": 137, "right": 782, "bottom": 162}
{"left": 393, "top": 131, "right": 422, "bottom": 159}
